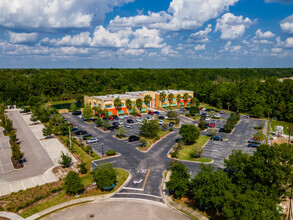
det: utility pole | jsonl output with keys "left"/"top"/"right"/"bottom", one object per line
{"left": 69, "top": 127, "right": 72, "bottom": 149}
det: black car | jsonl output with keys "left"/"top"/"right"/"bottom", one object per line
{"left": 219, "top": 127, "right": 225, "bottom": 132}
{"left": 113, "top": 115, "right": 119, "bottom": 120}
{"left": 107, "top": 125, "right": 119, "bottom": 131}
{"left": 127, "top": 119, "right": 134, "bottom": 123}
{"left": 248, "top": 143, "right": 260, "bottom": 148}
{"left": 74, "top": 130, "right": 87, "bottom": 135}
{"left": 211, "top": 136, "right": 223, "bottom": 141}
{"left": 169, "top": 122, "right": 175, "bottom": 127}
{"left": 158, "top": 116, "right": 165, "bottom": 120}
{"left": 129, "top": 135, "right": 140, "bottom": 142}
{"left": 72, "top": 111, "right": 81, "bottom": 115}
{"left": 91, "top": 118, "right": 97, "bottom": 122}
{"left": 112, "top": 122, "right": 119, "bottom": 126}
{"left": 103, "top": 117, "right": 108, "bottom": 120}
{"left": 72, "top": 127, "right": 78, "bottom": 132}
{"left": 82, "top": 134, "right": 92, "bottom": 140}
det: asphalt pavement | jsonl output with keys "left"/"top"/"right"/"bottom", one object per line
{"left": 63, "top": 111, "right": 265, "bottom": 203}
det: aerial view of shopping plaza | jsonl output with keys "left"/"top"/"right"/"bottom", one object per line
{"left": 1, "top": 0, "right": 293, "bottom": 219}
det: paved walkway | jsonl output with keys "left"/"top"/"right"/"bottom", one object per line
{"left": 162, "top": 171, "right": 209, "bottom": 220}
{"left": 0, "top": 211, "right": 24, "bottom": 220}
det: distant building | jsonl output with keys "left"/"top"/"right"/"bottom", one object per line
{"left": 84, "top": 90, "right": 194, "bottom": 115}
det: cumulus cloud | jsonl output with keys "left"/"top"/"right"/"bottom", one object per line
{"left": 221, "top": 41, "right": 242, "bottom": 52}
{"left": 109, "top": 0, "right": 239, "bottom": 31}
{"left": 8, "top": 32, "right": 38, "bottom": 43}
{"left": 285, "top": 37, "right": 293, "bottom": 47}
{"left": 255, "top": 29, "right": 275, "bottom": 38}
{"left": 265, "top": 0, "right": 293, "bottom": 4}
{"left": 194, "top": 44, "right": 206, "bottom": 51}
{"left": 271, "top": 48, "right": 282, "bottom": 53}
{"left": 0, "top": 0, "right": 133, "bottom": 30}
{"left": 46, "top": 26, "right": 165, "bottom": 49}
{"left": 161, "top": 45, "right": 178, "bottom": 56}
{"left": 215, "top": 13, "right": 253, "bottom": 40}
{"left": 189, "top": 24, "right": 212, "bottom": 42}
{"left": 280, "top": 14, "right": 293, "bottom": 34}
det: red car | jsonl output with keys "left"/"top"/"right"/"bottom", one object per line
{"left": 68, "top": 123, "right": 73, "bottom": 126}
{"left": 108, "top": 117, "right": 114, "bottom": 121}
{"left": 209, "top": 123, "right": 215, "bottom": 127}
{"left": 148, "top": 111, "right": 154, "bottom": 115}
{"left": 137, "top": 113, "right": 142, "bottom": 117}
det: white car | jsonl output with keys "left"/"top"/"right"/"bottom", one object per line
{"left": 164, "top": 116, "right": 168, "bottom": 119}
{"left": 214, "top": 114, "right": 221, "bottom": 118}
{"left": 124, "top": 123, "right": 130, "bottom": 128}
{"left": 124, "top": 115, "right": 128, "bottom": 118}
{"left": 159, "top": 120, "right": 164, "bottom": 125}
{"left": 119, "top": 115, "right": 124, "bottom": 119}
{"left": 205, "top": 117, "right": 211, "bottom": 121}
{"left": 201, "top": 108, "right": 206, "bottom": 111}
{"left": 137, "top": 119, "right": 142, "bottom": 123}
{"left": 86, "top": 137, "right": 99, "bottom": 144}
{"left": 118, "top": 120, "right": 124, "bottom": 125}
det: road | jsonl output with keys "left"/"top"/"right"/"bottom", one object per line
{"left": 63, "top": 111, "right": 263, "bottom": 203}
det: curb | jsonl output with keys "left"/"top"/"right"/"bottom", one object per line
{"left": 27, "top": 169, "right": 132, "bottom": 220}
{"left": 0, "top": 211, "right": 24, "bottom": 220}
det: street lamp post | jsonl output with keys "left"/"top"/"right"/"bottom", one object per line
{"left": 101, "top": 143, "right": 104, "bottom": 157}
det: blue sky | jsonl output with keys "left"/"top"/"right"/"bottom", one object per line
{"left": 0, "top": 0, "right": 293, "bottom": 68}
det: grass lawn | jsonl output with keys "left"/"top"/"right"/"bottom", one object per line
{"left": 19, "top": 168, "right": 128, "bottom": 218}
{"left": 49, "top": 99, "right": 76, "bottom": 105}
{"left": 138, "top": 130, "right": 170, "bottom": 151}
{"left": 271, "top": 120, "right": 293, "bottom": 135}
{"left": 177, "top": 135, "right": 212, "bottom": 163}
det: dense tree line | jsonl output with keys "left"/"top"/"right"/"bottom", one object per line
{"left": 167, "top": 143, "right": 293, "bottom": 219}
{"left": 0, "top": 68, "right": 292, "bottom": 122}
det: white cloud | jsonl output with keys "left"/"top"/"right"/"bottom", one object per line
{"left": 189, "top": 24, "right": 212, "bottom": 42}
{"left": 265, "top": 0, "right": 293, "bottom": 4}
{"left": 215, "top": 13, "right": 253, "bottom": 40}
{"left": 194, "top": 44, "right": 206, "bottom": 51}
{"left": 252, "top": 39, "right": 274, "bottom": 44}
{"left": 51, "top": 32, "right": 91, "bottom": 46}
{"left": 280, "top": 14, "right": 293, "bottom": 34}
{"left": 222, "top": 41, "right": 242, "bottom": 52}
{"left": 117, "top": 48, "right": 146, "bottom": 56}
{"left": 0, "top": 0, "right": 133, "bottom": 30}
{"left": 8, "top": 32, "right": 38, "bottom": 43}
{"left": 129, "top": 27, "right": 164, "bottom": 48}
{"left": 161, "top": 45, "right": 178, "bottom": 56}
{"left": 109, "top": 0, "right": 239, "bottom": 31}
{"left": 285, "top": 37, "right": 293, "bottom": 47}
{"left": 255, "top": 29, "right": 275, "bottom": 38}
{"left": 271, "top": 48, "right": 282, "bottom": 53}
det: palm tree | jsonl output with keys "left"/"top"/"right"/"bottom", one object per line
{"left": 136, "top": 98, "right": 142, "bottom": 113}
{"left": 125, "top": 99, "right": 132, "bottom": 114}
{"left": 176, "top": 94, "right": 181, "bottom": 107}
{"left": 114, "top": 98, "right": 122, "bottom": 116}
{"left": 159, "top": 92, "right": 166, "bottom": 108}
{"left": 167, "top": 93, "right": 175, "bottom": 106}
{"left": 183, "top": 93, "right": 189, "bottom": 106}
{"left": 191, "top": 97, "right": 199, "bottom": 106}
{"left": 144, "top": 95, "right": 152, "bottom": 108}
{"left": 226, "top": 102, "right": 230, "bottom": 111}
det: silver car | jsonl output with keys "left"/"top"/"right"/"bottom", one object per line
{"left": 86, "top": 137, "right": 99, "bottom": 144}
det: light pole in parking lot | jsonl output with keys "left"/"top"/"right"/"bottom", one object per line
{"left": 101, "top": 143, "right": 104, "bottom": 157}
{"left": 68, "top": 127, "right": 72, "bottom": 149}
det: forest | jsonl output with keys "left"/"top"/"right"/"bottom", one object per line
{"left": 0, "top": 68, "right": 292, "bottom": 122}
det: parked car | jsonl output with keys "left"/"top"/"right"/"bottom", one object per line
{"left": 137, "top": 113, "right": 142, "bottom": 117}
{"left": 158, "top": 116, "right": 165, "bottom": 120}
{"left": 118, "top": 121, "right": 124, "bottom": 125}
{"left": 201, "top": 108, "right": 206, "bottom": 111}
{"left": 91, "top": 118, "right": 97, "bottom": 122}
{"left": 148, "top": 111, "right": 154, "bottom": 115}
{"left": 124, "top": 123, "right": 130, "bottom": 128}
{"left": 103, "top": 117, "right": 108, "bottom": 120}
{"left": 71, "top": 127, "right": 78, "bottom": 132}
{"left": 146, "top": 117, "right": 150, "bottom": 120}
{"left": 205, "top": 117, "right": 211, "bottom": 121}
{"left": 248, "top": 139, "right": 262, "bottom": 144}
{"left": 209, "top": 123, "right": 215, "bottom": 127}
{"left": 211, "top": 136, "right": 223, "bottom": 141}
{"left": 219, "top": 127, "right": 225, "bottom": 132}
{"left": 153, "top": 111, "right": 160, "bottom": 114}
{"left": 74, "top": 130, "right": 87, "bottom": 135}
{"left": 108, "top": 125, "right": 119, "bottom": 130}
{"left": 72, "top": 111, "right": 81, "bottom": 115}
{"left": 136, "top": 118, "right": 142, "bottom": 123}
{"left": 128, "top": 135, "right": 140, "bottom": 142}
{"left": 108, "top": 117, "right": 114, "bottom": 121}
{"left": 124, "top": 115, "right": 128, "bottom": 118}
{"left": 219, "top": 110, "right": 225, "bottom": 114}
{"left": 86, "top": 137, "right": 99, "bottom": 144}
{"left": 112, "top": 122, "right": 119, "bottom": 126}
{"left": 113, "top": 115, "right": 119, "bottom": 120}
{"left": 127, "top": 119, "right": 134, "bottom": 123}
{"left": 159, "top": 120, "right": 164, "bottom": 125}
{"left": 248, "top": 143, "right": 260, "bottom": 148}
{"left": 68, "top": 123, "right": 73, "bottom": 126}
{"left": 82, "top": 134, "right": 92, "bottom": 140}
{"left": 245, "top": 115, "right": 250, "bottom": 118}
{"left": 214, "top": 114, "right": 221, "bottom": 118}
{"left": 164, "top": 116, "right": 168, "bottom": 119}
{"left": 119, "top": 115, "right": 124, "bottom": 119}
{"left": 169, "top": 122, "right": 175, "bottom": 127}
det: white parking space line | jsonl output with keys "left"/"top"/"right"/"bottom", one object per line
{"left": 122, "top": 186, "right": 144, "bottom": 191}
{"left": 116, "top": 192, "right": 162, "bottom": 199}
{"left": 0, "top": 159, "right": 4, "bottom": 174}
{"left": 0, "top": 141, "right": 3, "bottom": 151}
{"left": 32, "top": 177, "right": 37, "bottom": 186}
{"left": 21, "top": 180, "right": 25, "bottom": 190}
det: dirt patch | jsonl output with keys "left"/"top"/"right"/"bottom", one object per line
{"left": 11, "top": 157, "right": 24, "bottom": 169}
{"left": 272, "top": 136, "right": 292, "bottom": 145}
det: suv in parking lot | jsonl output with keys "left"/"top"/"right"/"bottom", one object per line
{"left": 158, "top": 116, "right": 165, "bottom": 120}
{"left": 248, "top": 143, "right": 260, "bottom": 148}
{"left": 82, "top": 134, "right": 92, "bottom": 140}
{"left": 72, "top": 111, "right": 82, "bottom": 115}
{"left": 211, "top": 136, "right": 223, "bottom": 141}
{"left": 113, "top": 115, "right": 119, "bottom": 120}
{"left": 169, "top": 122, "right": 175, "bottom": 127}
{"left": 73, "top": 130, "right": 87, "bottom": 135}
{"left": 127, "top": 119, "right": 134, "bottom": 123}
{"left": 128, "top": 135, "right": 140, "bottom": 142}
{"left": 86, "top": 137, "right": 99, "bottom": 144}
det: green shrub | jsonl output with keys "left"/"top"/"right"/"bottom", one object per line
{"left": 106, "top": 150, "right": 116, "bottom": 156}
{"left": 169, "top": 127, "right": 174, "bottom": 131}
{"left": 154, "top": 136, "right": 160, "bottom": 141}
{"left": 171, "top": 152, "right": 178, "bottom": 158}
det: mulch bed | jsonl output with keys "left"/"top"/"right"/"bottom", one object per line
{"left": 11, "top": 157, "right": 24, "bottom": 169}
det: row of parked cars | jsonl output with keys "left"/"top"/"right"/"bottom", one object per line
{"left": 71, "top": 127, "right": 99, "bottom": 144}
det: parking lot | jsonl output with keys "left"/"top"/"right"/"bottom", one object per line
{"left": 0, "top": 127, "right": 14, "bottom": 177}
